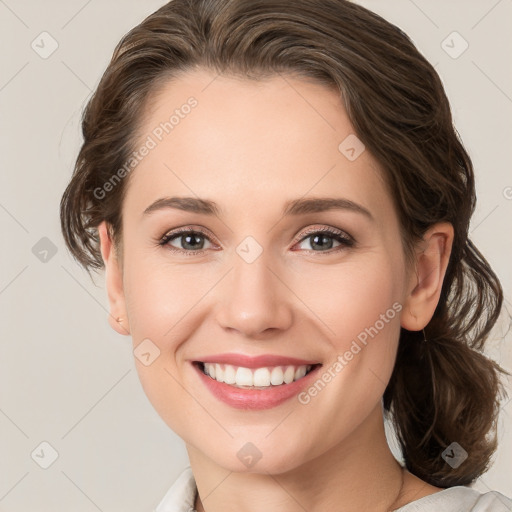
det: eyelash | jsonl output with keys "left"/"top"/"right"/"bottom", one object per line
{"left": 158, "top": 225, "right": 355, "bottom": 256}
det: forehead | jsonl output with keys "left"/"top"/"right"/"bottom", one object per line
{"left": 123, "top": 68, "right": 394, "bottom": 224}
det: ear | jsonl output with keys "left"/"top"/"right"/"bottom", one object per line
{"left": 401, "top": 222, "right": 454, "bottom": 331}
{"left": 98, "top": 221, "right": 130, "bottom": 336}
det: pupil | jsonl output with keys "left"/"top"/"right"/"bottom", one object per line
{"left": 184, "top": 234, "right": 203, "bottom": 250}
{"left": 311, "top": 234, "right": 333, "bottom": 250}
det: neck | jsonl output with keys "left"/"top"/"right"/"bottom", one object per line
{"left": 188, "top": 404, "right": 408, "bottom": 512}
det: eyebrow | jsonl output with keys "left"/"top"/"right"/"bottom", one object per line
{"left": 142, "top": 196, "right": 374, "bottom": 220}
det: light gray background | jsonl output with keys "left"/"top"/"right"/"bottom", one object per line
{"left": 0, "top": 0, "right": 511, "bottom": 510}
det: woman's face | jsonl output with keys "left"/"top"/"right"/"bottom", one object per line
{"left": 106, "top": 68, "right": 416, "bottom": 473}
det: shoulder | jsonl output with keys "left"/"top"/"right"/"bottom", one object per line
{"left": 394, "top": 485, "right": 512, "bottom": 512}
{"left": 154, "top": 466, "right": 197, "bottom": 512}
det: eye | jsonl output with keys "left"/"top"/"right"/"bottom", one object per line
{"left": 158, "top": 225, "right": 355, "bottom": 255}
{"left": 159, "top": 227, "right": 216, "bottom": 255}
{"left": 293, "top": 226, "right": 355, "bottom": 254}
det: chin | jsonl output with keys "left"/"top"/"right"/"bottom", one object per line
{"left": 197, "top": 435, "right": 312, "bottom": 476}
{"left": 220, "top": 453, "right": 304, "bottom": 475}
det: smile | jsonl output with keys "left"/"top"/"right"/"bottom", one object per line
{"left": 199, "top": 362, "right": 315, "bottom": 389}
{"left": 191, "top": 354, "right": 323, "bottom": 410}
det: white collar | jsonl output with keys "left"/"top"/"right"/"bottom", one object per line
{"left": 155, "top": 466, "right": 197, "bottom": 512}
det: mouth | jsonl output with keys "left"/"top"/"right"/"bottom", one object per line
{"left": 194, "top": 361, "right": 320, "bottom": 389}
{"left": 191, "top": 358, "right": 323, "bottom": 410}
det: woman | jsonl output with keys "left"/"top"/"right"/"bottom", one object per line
{"left": 59, "top": 0, "right": 512, "bottom": 510}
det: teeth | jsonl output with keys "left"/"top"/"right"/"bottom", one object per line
{"left": 235, "top": 367, "right": 253, "bottom": 386}
{"left": 215, "top": 364, "right": 224, "bottom": 382}
{"left": 270, "top": 366, "right": 284, "bottom": 385}
{"left": 295, "top": 366, "right": 307, "bottom": 380}
{"left": 253, "top": 368, "right": 271, "bottom": 386}
{"left": 284, "top": 366, "right": 295, "bottom": 383}
{"left": 202, "top": 363, "right": 313, "bottom": 388}
{"left": 224, "top": 364, "right": 236, "bottom": 384}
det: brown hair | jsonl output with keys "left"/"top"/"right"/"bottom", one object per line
{"left": 60, "top": 0, "right": 509, "bottom": 487}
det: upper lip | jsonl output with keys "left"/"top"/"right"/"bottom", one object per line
{"left": 194, "top": 353, "right": 320, "bottom": 369}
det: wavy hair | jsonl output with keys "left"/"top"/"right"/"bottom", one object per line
{"left": 59, "top": 0, "right": 510, "bottom": 487}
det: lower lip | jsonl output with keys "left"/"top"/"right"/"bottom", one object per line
{"left": 193, "top": 363, "right": 322, "bottom": 410}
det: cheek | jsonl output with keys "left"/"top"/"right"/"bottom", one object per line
{"left": 123, "top": 252, "right": 212, "bottom": 341}
{"left": 289, "top": 251, "right": 405, "bottom": 344}
{"left": 340, "top": 266, "right": 402, "bottom": 346}
{"left": 289, "top": 251, "right": 405, "bottom": 405}
{"left": 285, "top": 256, "right": 404, "bottom": 448}
{"left": 121, "top": 258, "right": 201, "bottom": 435}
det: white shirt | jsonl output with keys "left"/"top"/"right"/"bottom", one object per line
{"left": 155, "top": 466, "right": 512, "bottom": 512}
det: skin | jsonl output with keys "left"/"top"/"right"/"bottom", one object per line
{"left": 98, "top": 68, "right": 453, "bottom": 512}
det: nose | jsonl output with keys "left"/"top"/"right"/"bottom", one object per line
{"left": 215, "top": 252, "right": 293, "bottom": 339}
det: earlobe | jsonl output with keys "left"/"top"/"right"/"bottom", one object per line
{"left": 400, "top": 222, "right": 454, "bottom": 332}
{"left": 98, "top": 221, "right": 130, "bottom": 336}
